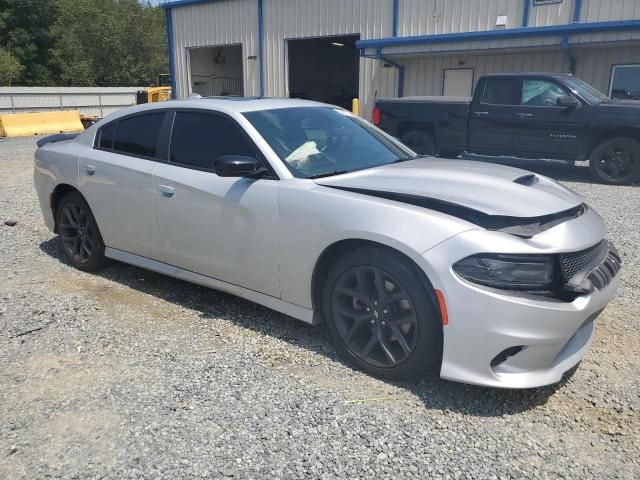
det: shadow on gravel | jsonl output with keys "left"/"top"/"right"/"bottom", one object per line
{"left": 40, "top": 237, "right": 565, "bottom": 417}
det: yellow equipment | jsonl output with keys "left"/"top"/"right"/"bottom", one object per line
{"left": 0, "top": 110, "right": 84, "bottom": 137}
{"left": 137, "top": 74, "right": 173, "bottom": 104}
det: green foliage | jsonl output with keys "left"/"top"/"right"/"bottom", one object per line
{"left": 0, "top": 47, "right": 25, "bottom": 86}
{"left": 0, "top": 0, "right": 168, "bottom": 87}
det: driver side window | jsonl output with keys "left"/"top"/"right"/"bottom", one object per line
{"left": 522, "top": 79, "right": 567, "bottom": 106}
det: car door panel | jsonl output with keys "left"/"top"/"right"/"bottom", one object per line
{"left": 153, "top": 164, "right": 280, "bottom": 297}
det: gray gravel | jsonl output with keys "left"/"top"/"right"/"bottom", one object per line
{"left": 1, "top": 136, "right": 639, "bottom": 479}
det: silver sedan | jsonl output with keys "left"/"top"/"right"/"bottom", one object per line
{"left": 33, "top": 98, "right": 621, "bottom": 388}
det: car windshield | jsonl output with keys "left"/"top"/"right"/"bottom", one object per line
{"left": 562, "top": 76, "right": 611, "bottom": 104}
{"left": 243, "top": 106, "right": 415, "bottom": 178}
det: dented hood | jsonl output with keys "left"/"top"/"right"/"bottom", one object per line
{"left": 315, "top": 158, "right": 583, "bottom": 218}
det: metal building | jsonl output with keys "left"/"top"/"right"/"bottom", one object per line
{"left": 162, "top": 0, "right": 640, "bottom": 118}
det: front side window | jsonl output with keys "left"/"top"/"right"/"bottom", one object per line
{"left": 169, "top": 112, "right": 256, "bottom": 169}
{"left": 243, "top": 107, "right": 414, "bottom": 178}
{"left": 112, "top": 112, "right": 165, "bottom": 158}
{"left": 522, "top": 79, "right": 568, "bottom": 106}
{"left": 481, "top": 78, "right": 521, "bottom": 105}
{"left": 609, "top": 64, "right": 640, "bottom": 100}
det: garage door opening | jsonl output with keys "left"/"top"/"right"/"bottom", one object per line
{"left": 288, "top": 35, "right": 359, "bottom": 109}
{"left": 189, "top": 44, "right": 243, "bottom": 97}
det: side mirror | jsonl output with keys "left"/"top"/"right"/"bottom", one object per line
{"left": 556, "top": 95, "right": 580, "bottom": 109}
{"left": 214, "top": 155, "right": 260, "bottom": 177}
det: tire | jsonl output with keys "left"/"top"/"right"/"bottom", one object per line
{"left": 55, "top": 191, "right": 109, "bottom": 271}
{"left": 321, "top": 246, "right": 443, "bottom": 380}
{"left": 400, "top": 130, "right": 436, "bottom": 156}
{"left": 589, "top": 137, "right": 640, "bottom": 185}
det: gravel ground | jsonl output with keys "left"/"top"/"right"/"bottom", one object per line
{"left": 1, "top": 136, "right": 638, "bottom": 479}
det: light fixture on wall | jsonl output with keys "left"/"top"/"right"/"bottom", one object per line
{"left": 247, "top": 55, "right": 257, "bottom": 60}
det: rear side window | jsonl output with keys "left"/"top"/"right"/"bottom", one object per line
{"left": 481, "top": 78, "right": 521, "bottom": 105}
{"left": 170, "top": 112, "right": 255, "bottom": 169}
{"left": 98, "top": 122, "right": 116, "bottom": 149}
{"left": 112, "top": 112, "right": 164, "bottom": 158}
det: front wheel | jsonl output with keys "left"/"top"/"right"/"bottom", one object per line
{"left": 589, "top": 137, "right": 640, "bottom": 185}
{"left": 322, "top": 246, "right": 443, "bottom": 380}
{"left": 56, "top": 191, "right": 109, "bottom": 271}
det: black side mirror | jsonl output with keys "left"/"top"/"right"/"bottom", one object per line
{"left": 214, "top": 155, "right": 261, "bottom": 177}
{"left": 556, "top": 95, "right": 580, "bottom": 109}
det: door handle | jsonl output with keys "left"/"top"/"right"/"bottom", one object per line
{"left": 473, "top": 111, "right": 489, "bottom": 117}
{"left": 82, "top": 165, "right": 96, "bottom": 175}
{"left": 516, "top": 113, "right": 533, "bottom": 118}
{"left": 158, "top": 185, "right": 175, "bottom": 197}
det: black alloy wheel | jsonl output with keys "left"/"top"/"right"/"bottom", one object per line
{"left": 590, "top": 137, "right": 640, "bottom": 185}
{"left": 56, "top": 192, "right": 108, "bottom": 271}
{"left": 322, "top": 246, "right": 442, "bottom": 380}
{"left": 331, "top": 265, "right": 418, "bottom": 368}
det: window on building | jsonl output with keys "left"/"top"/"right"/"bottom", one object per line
{"left": 169, "top": 112, "right": 255, "bottom": 170}
{"left": 522, "top": 79, "right": 567, "bottom": 106}
{"left": 113, "top": 113, "right": 165, "bottom": 158}
{"left": 609, "top": 64, "right": 640, "bottom": 100}
{"left": 534, "top": 0, "right": 562, "bottom": 5}
{"left": 481, "top": 78, "right": 522, "bottom": 105}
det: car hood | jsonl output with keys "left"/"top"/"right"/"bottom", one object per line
{"left": 315, "top": 158, "right": 583, "bottom": 218}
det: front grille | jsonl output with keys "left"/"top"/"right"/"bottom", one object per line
{"left": 560, "top": 241, "right": 621, "bottom": 292}
{"left": 560, "top": 240, "right": 608, "bottom": 281}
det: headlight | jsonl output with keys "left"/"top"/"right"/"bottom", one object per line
{"left": 453, "top": 254, "right": 555, "bottom": 291}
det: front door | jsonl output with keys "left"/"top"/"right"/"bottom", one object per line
{"left": 510, "top": 78, "right": 587, "bottom": 159}
{"left": 153, "top": 110, "right": 280, "bottom": 297}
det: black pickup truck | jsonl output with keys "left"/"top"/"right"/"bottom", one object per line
{"left": 373, "top": 73, "right": 640, "bottom": 184}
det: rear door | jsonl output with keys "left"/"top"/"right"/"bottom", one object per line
{"left": 79, "top": 111, "right": 168, "bottom": 258}
{"left": 468, "top": 77, "right": 523, "bottom": 154}
{"left": 509, "top": 77, "right": 588, "bottom": 159}
{"left": 152, "top": 109, "right": 280, "bottom": 297}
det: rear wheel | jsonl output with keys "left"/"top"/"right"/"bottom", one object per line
{"left": 56, "top": 192, "right": 109, "bottom": 271}
{"left": 322, "top": 246, "right": 442, "bottom": 380}
{"left": 589, "top": 137, "right": 640, "bottom": 185}
{"left": 401, "top": 130, "right": 436, "bottom": 156}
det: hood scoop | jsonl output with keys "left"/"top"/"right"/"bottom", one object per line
{"left": 513, "top": 174, "right": 539, "bottom": 186}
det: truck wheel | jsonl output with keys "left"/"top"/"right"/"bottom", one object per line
{"left": 589, "top": 137, "right": 640, "bottom": 185}
{"left": 401, "top": 131, "right": 435, "bottom": 156}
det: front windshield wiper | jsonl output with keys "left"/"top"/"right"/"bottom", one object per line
{"left": 308, "top": 170, "right": 350, "bottom": 179}
{"left": 393, "top": 156, "right": 418, "bottom": 163}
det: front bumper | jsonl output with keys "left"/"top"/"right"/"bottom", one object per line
{"left": 416, "top": 208, "right": 620, "bottom": 388}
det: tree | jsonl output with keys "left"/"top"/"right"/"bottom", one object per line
{"left": 0, "top": 47, "right": 24, "bottom": 86}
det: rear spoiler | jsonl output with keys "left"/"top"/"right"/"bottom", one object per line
{"left": 36, "top": 133, "right": 79, "bottom": 148}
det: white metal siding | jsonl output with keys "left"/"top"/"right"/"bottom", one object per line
{"left": 397, "top": 0, "right": 526, "bottom": 36}
{"left": 580, "top": 0, "right": 640, "bottom": 22}
{"left": 574, "top": 45, "right": 640, "bottom": 94}
{"left": 262, "top": 0, "right": 396, "bottom": 118}
{"left": 401, "top": 50, "right": 568, "bottom": 97}
{"left": 170, "top": 0, "right": 260, "bottom": 98}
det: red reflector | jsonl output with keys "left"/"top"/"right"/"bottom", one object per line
{"left": 372, "top": 107, "right": 381, "bottom": 126}
{"left": 435, "top": 289, "right": 448, "bottom": 326}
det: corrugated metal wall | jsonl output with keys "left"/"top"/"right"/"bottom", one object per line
{"left": 581, "top": 0, "right": 640, "bottom": 22}
{"left": 401, "top": 49, "right": 568, "bottom": 97}
{"left": 397, "top": 0, "right": 525, "bottom": 36}
{"left": 170, "top": 0, "right": 260, "bottom": 98}
{"left": 262, "top": 0, "right": 396, "bottom": 118}
{"left": 0, "top": 87, "right": 141, "bottom": 117}
{"left": 574, "top": 45, "right": 640, "bottom": 94}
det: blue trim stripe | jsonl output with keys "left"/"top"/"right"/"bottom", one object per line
{"left": 392, "top": 0, "right": 399, "bottom": 37}
{"left": 573, "top": 0, "right": 582, "bottom": 23}
{"left": 357, "top": 19, "right": 640, "bottom": 49}
{"left": 165, "top": 8, "right": 177, "bottom": 99}
{"left": 522, "top": 0, "right": 530, "bottom": 28}
{"left": 258, "top": 0, "right": 264, "bottom": 97}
